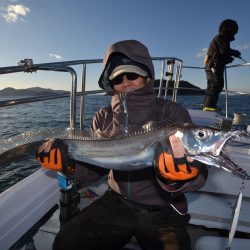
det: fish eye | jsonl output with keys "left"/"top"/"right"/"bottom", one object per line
{"left": 195, "top": 129, "right": 210, "bottom": 141}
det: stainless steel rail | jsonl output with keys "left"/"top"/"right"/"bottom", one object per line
{"left": 224, "top": 62, "right": 250, "bottom": 118}
{"left": 38, "top": 66, "right": 77, "bottom": 129}
{"left": 0, "top": 57, "right": 183, "bottom": 129}
{"left": 80, "top": 64, "right": 87, "bottom": 129}
{"left": 1, "top": 57, "right": 248, "bottom": 127}
{"left": 0, "top": 59, "right": 103, "bottom": 75}
{"left": 154, "top": 58, "right": 183, "bottom": 100}
{"left": 0, "top": 90, "right": 104, "bottom": 108}
{"left": 182, "top": 62, "right": 250, "bottom": 117}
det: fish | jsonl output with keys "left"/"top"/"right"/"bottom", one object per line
{"left": 0, "top": 119, "right": 249, "bottom": 180}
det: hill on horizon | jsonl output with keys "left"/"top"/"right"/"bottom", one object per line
{"left": 0, "top": 87, "right": 69, "bottom": 97}
{"left": 0, "top": 80, "right": 205, "bottom": 97}
{"left": 154, "top": 79, "right": 205, "bottom": 95}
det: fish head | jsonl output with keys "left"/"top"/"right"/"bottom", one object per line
{"left": 174, "top": 126, "right": 249, "bottom": 179}
{"left": 175, "top": 127, "right": 244, "bottom": 156}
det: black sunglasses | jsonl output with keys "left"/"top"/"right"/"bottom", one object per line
{"left": 111, "top": 73, "right": 144, "bottom": 85}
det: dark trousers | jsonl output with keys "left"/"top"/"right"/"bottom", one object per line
{"left": 53, "top": 190, "right": 191, "bottom": 250}
{"left": 202, "top": 67, "right": 224, "bottom": 108}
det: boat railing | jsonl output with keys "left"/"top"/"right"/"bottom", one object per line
{"left": 182, "top": 62, "right": 250, "bottom": 118}
{"left": 0, "top": 57, "right": 183, "bottom": 129}
{"left": 0, "top": 58, "right": 104, "bottom": 129}
{"left": 224, "top": 62, "right": 250, "bottom": 118}
{"left": 1, "top": 58, "right": 249, "bottom": 127}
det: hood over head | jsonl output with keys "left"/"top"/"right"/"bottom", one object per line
{"left": 98, "top": 40, "right": 155, "bottom": 94}
{"left": 108, "top": 55, "right": 149, "bottom": 81}
{"left": 219, "top": 19, "right": 238, "bottom": 40}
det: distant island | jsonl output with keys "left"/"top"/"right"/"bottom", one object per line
{"left": 154, "top": 80, "right": 205, "bottom": 95}
{"left": 0, "top": 81, "right": 205, "bottom": 97}
{"left": 0, "top": 87, "right": 69, "bottom": 97}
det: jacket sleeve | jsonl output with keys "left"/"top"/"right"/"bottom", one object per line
{"left": 159, "top": 99, "right": 193, "bottom": 123}
{"left": 91, "top": 105, "right": 113, "bottom": 131}
{"left": 218, "top": 36, "right": 238, "bottom": 56}
{"left": 217, "top": 35, "right": 240, "bottom": 63}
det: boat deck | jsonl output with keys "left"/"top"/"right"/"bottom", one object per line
{"left": 1, "top": 110, "right": 249, "bottom": 250}
{"left": 8, "top": 110, "right": 250, "bottom": 249}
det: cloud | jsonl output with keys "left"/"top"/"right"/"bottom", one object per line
{"left": 194, "top": 43, "right": 250, "bottom": 59}
{"left": 195, "top": 48, "right": 207, "bottom": 58}
{"left": 236, "top": 43, "right": 250, "bottom": 51}
{"left": 1, "top": 4, "right": 30, "bottom": 22}
{"left": 49, "top": 53, "right": 62, "bottom": 60}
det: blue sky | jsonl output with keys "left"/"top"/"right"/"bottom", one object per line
{"left": 0, "top": 0, "right": 250, "bottom": 92}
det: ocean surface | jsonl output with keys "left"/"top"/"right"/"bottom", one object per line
{"left": 0, "top": 94, "right": 250, "bottom": 193}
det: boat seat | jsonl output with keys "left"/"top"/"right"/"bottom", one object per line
{"left": 194, "top": 236, "right": 249, "bottom": 250}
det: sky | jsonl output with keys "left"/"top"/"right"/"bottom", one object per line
{"left": 0, "top": 0, "right": 250, "bottom": 93}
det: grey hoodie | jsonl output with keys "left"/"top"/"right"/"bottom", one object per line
{"left": 74, "top": 40, "right": 207, "bottom": 213}
{"left": 98, "top": 40, "right": 155, "bottom": 95}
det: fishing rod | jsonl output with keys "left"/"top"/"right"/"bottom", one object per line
{"left": 238, "top": 56, "right": 248, "bottom": 64}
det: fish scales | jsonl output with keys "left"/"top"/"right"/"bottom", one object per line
{"left": 0, "top": 120, "right": 249, "bottom": 179}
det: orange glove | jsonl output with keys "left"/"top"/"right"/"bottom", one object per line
{"left": 157, "top": 152, "right": 199, "bottom": 181}
{"left": 36, "top": 139, "right": 75, "bottom": 174}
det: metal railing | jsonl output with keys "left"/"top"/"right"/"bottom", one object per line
{"left": 1, "top": 57, "right": 249, "bottom": 125}
{"left": 0, "top": 57, "right": 183, "bottom": 129}
{"left": 0, "top": 58, "right": 103, "bottom": 129}
{"left": 182, "top": 62, "right": 250, "bottom": 118}
{"left": 224, "top": 62, "right": 250, "bottom": 118}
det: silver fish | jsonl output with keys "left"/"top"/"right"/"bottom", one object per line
{"left": 0, "top": 120, "right": 249, "bottom": 179}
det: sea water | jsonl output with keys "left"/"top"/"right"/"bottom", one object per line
{"left": 0, "top": 94, "right": 249, "bottom": 193}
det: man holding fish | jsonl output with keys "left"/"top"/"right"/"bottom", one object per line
{"left": 37, "top": 40, "right": 208, "bottom": 250}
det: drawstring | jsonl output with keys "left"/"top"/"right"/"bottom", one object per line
{"left": 118, "top": 92, "right": 128, "bottom": 135}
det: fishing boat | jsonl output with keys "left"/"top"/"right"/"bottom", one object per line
{"left": 0, "top": 57, "right": 250, "bottom": 250}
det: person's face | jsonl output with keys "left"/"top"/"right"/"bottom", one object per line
{"left": 112, "top": 73, "right": 149, "bottom": 93}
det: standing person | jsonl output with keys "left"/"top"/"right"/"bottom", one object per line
{"left": 36, "top": 40, "right": 208, "bottom": 250}
{"left": 203, "top": 19, "right": 241, "bottom": 111}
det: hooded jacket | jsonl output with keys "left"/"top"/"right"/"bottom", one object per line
{"left": 98, "top": 40, "right": 155, "bottom": 95}
{"left": 205, "top": 19, "right": 240, "bottom": 67}
{"left": 74, "top": 40, "right": 207, "bottom": 213}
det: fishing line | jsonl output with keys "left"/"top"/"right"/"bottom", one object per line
{"left": 238, "top": 56, "right": 248, "bottom": 64}
{"left": 118, "top": 92, "right": 129, "bottom": 134}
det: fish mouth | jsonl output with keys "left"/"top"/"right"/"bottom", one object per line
{"left": 193, "top": 131, "right": 250, "bottom": 180}
{"left": 212, "top": 130, "right": 247, "bottom": 156}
